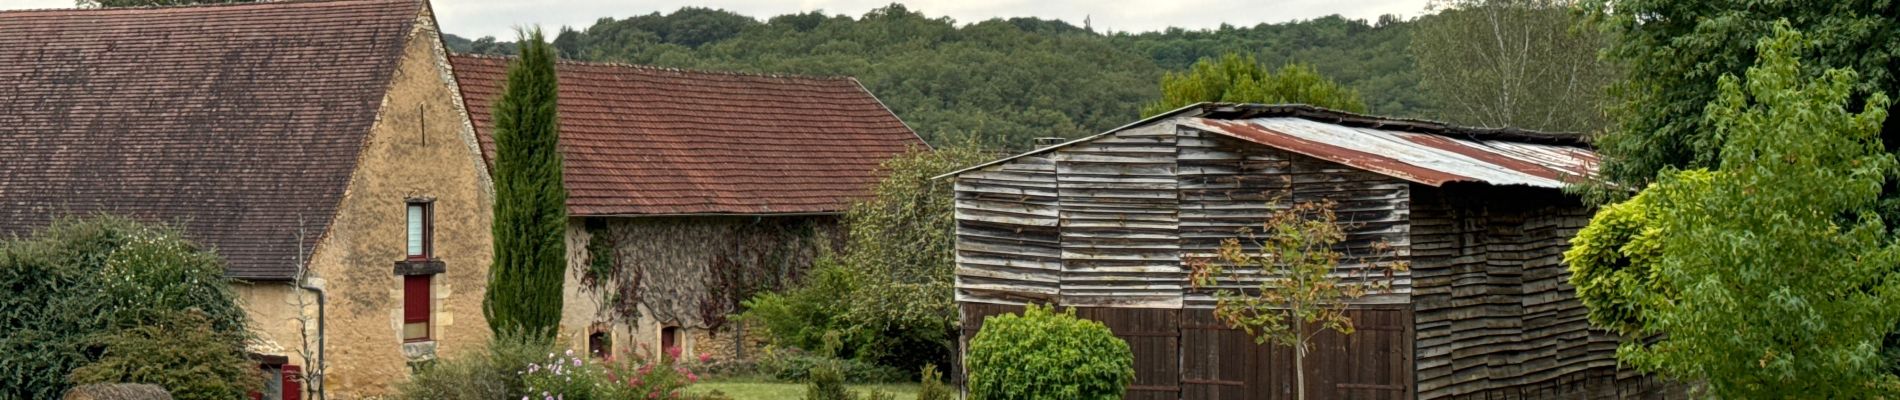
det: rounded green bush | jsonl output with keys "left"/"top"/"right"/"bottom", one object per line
{"left": 965, "top": 304, "right": 1134, "bottom": 400}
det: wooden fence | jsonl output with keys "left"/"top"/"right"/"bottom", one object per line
{"left": 960, "top": 303, "right": 1415, "bottom": 400}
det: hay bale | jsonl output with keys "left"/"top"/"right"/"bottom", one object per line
{"left": 61, "top": 383, "right": 172, "bottom": 400}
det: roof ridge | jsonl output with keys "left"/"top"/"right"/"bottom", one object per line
{"left": 1, "top": 0, "right": 413, "bottom": 15}
{"left": 451, "top": 53, "right": 859, "bottom": 82}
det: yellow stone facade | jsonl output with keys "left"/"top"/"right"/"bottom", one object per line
{"left": 235, "top": 6, "right": 495, "bottom": 398}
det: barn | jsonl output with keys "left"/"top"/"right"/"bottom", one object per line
{"left": 943, "top": 103, "right": 1672, "bottom": 399}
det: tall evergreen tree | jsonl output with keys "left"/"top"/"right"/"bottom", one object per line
{"left": 483, "top": 27, "right": 567, "bottom": 340}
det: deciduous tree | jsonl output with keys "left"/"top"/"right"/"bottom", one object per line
{"left": 1409, "top": 0, "right": 1613, "bottom": 132}
{"left": 1581, "top": 25, "right": 1900, "bottom": 397}
{"left": 1587, "top": 0, "right": 1900, "bottom": 190}
{"left": 1187, "top": 201, "right": 1405, "bottom": 400}
{"left": 1142, "top": 53, "right": 1367, "bottom": 116}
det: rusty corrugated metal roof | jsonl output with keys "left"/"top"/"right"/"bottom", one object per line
{"left": 1179, "top": 117, "right": 1596, "bottom": 188}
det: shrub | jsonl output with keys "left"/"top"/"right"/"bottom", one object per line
{"left": 67, "top": 312, "right": 258, "bottom": 400}
{"left": 521, "top": 349, "right": 599, "bottom": 399}
{"left": 396, "top": 331, "right": 554, "bottom": 400}
{"left": 393, "top": 352, "right": 510, "bottom": 400}
{"left": 965, "top": 305, "right": 1134, "bottom": 400}
{"left": 1563, "top": 188, "right": 1673, "bottom": 337}
{"left": 756, "top": 347, "right": 907, "bottom": 384}
{"left": 0, "top": 215, "right": 250, "bottom": 399}
{"left": 743, "top": 148, "right": 995, "bottom": 376}
{"left": 803, "top": 361, "right": 852, "bottom": 400}
{"left": 914, "top": 365, "right": 952, "bottom": 400}
{"left": 594, "top": 345, "right": 700, "bottom": 400}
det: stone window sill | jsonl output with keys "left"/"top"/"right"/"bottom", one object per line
{"left": 393, "top": 259, "right": 445, "bottom": 276}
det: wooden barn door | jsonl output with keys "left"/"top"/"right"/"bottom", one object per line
{"left": 1180, "top": 305, "right": 1414, "bottom": 400}
{"left": 1079, "top": 307, "right": 1182, "bottom": 400}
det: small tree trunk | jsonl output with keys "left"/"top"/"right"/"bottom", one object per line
{"left": 1294, "top": 323, "right": 1308, "bottom": 400}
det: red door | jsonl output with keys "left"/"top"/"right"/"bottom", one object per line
{"left": 281, "top": 365, "right": 303, "bottom": 400}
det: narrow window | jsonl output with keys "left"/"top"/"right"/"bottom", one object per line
{"left": 406, "top": 201, "right": 432, "bottom": 260}
{"left": 661, "top": 326, "right": 680, "bottom": 351}
{"left": 589, "top": 330, "right": 612, "bottom": 359}
{"left": 402, "top": 275, "right": 431, "bottom": 342}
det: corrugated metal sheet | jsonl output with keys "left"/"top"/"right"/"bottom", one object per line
{"left": 1179, "top": 117, "right": 1597, "bottom": 188}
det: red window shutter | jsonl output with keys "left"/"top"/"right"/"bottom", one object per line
{"left": 281, "top": 365, "right": 302, "bottom": 400}
{"left": 403, "top": 275, "right": 431, "bottom": 341}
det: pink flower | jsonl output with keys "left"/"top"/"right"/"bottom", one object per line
{"left": 697, "top": 353, "right": 711, "bottom": 363}
{"left": 664, "top": 346, "right": 681, "bottom": 361}
{"left": 648, "top": 390, "right": 660, "bottom": 399}
{"left": 572, "top": 357, "right": 583, "bottom": 367}
{"left": 686, "top": 372, "right": 698, "bottom": 383}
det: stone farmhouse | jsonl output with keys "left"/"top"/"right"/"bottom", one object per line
{"left": 0, "top": 0, "right": 924, "bottom": 397}
{"left": 450, "top": 54, "right": 927, "bottom": 361}
{"left": 0, "top": 0, "right": 497, "bottom": 397}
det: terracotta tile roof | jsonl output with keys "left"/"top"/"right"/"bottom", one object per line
{"left": 450, "top": 55, "right": 927, "bottom": 216}
{"left": 0, "top": 0, "right": 423, "bottom": 280}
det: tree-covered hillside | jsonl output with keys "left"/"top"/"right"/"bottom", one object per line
{"left": 446, "top": 5, "right": 1426, "bottom": 150}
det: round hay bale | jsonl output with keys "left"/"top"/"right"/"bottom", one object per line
{"left": 61, "top": 383, "right": 172, "bottom": 400}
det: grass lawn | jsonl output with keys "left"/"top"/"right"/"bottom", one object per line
{"left": 689, "top": 378, "right": 919, "bottom": 400}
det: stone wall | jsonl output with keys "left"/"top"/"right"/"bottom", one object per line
{"left": 238, "top": 5, "right": 495, "bottom": 398}
{"left": 560, "top": 215, "right": 840, "bottom": 361}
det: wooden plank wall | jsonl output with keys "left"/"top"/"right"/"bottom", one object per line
{"left": 1053, "top": 123, "right": 1183, "bottom": 308}
{"left": 958, "top": 302, "right": 1412, "bottom": 400}
{"left": 1409, "top": 184, "right": 1653, "bottom": 399}
{"left": 954, "top": 153, "right": 1062, "bottom": 305}
{"left": 1176, "top": 128, "right": 1412, "bottom": 307}
{"left": 1180, "top": 305, "right": 1414, "bottom": 400}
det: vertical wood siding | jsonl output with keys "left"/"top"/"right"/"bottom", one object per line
{"left": 958, "top": 302, "right": 1413, "bottom": 400}
{"left": 1408, "top": 184, "right": 1657, "bottom": 398}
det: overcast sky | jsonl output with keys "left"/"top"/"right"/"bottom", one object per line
{"left": 1, "top": 0, "right": 1429, "bottom": 39}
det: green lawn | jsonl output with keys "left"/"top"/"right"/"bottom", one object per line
{"left": 689, "top": 378, "right": 919, "bottom": 400}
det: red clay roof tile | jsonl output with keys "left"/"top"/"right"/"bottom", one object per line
{"left": 449, "top": 55, "right": 927, "bottom": 216}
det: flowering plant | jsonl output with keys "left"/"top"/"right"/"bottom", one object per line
{"left": 596, "top": 345, "right": 700, "bottom": 400}
{"left": 521, "top": 348, "right": 596, "bottom": 400}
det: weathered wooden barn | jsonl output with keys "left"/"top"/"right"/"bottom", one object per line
{"left": 944, "top": 104, "right": 1671, "bottom": 399}
{"left": 450, "top": 55, "right": 927, "bottom": 359}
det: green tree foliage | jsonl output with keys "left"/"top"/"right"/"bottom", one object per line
{"left": 964, "top": 305, "right": 1135, "bottom": 400}
{"left": 447, "top": 7, "right": 1428, "bottom": 151}
{"left": 0, "top": 215, "right": 251, "bottom": 399}
{"left": 1143, "top": 53, "right": 1367, "bottom": 116}
{"left": 1186, "top": 201, "right": 1404, "bottom": 400}
{"left": 914, "top": 364, "right": 952, "bottom": 400}
{"left": 745, "top": 146, "right": 998, "bottom": 375}
{"left": 1587, "top": 0, "right": 1900, "bottom": 189}
{"left": 1562, "top": 188, "right": 1671, "bottom": 337}
{"left": 76, "top": 0, "right": 255, "bottom": 7}
{"left": 68, "top": 311, "right": 258, "bottom": 400}
{"left": 483, "top": 27, "right": 568, "bottom": 340}
{"left": 1598, "top": 26, "right": 1900, "bottom": 397}
{"left": 1410, "top": 0, "right": 1613, "bottom": 132}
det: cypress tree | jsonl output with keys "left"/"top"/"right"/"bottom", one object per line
{"left": 483, "top": 27, "right": 566, "bottom": 340}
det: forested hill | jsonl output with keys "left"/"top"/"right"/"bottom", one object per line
{"left": 444, "top": 5, "right": 1426, "bottom": 150}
